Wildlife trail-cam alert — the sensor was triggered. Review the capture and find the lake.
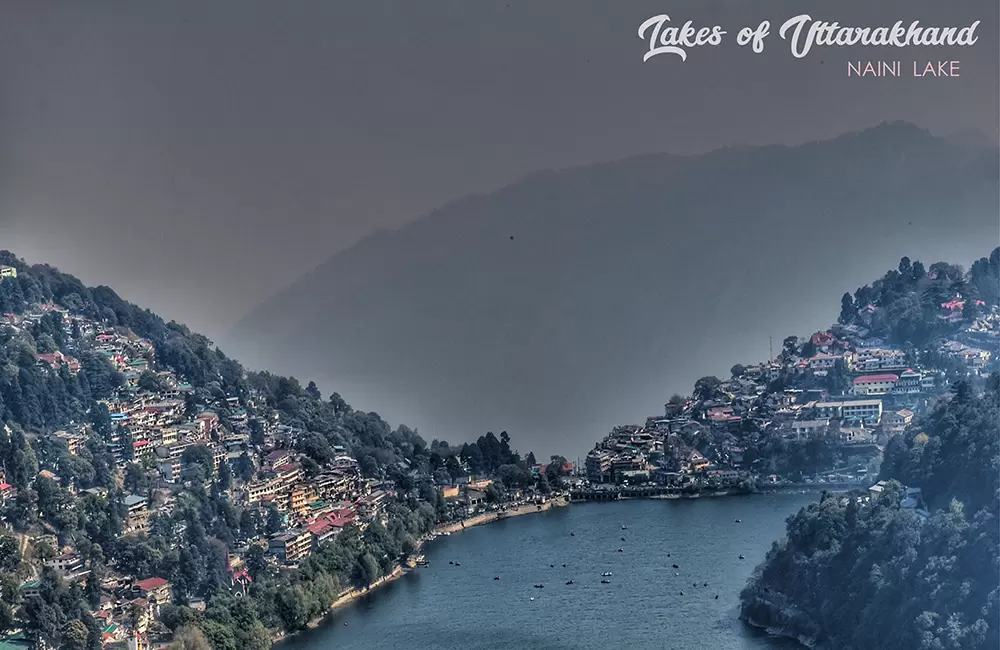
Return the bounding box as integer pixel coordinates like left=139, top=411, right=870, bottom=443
left=279, top=493, right=817, bottom=650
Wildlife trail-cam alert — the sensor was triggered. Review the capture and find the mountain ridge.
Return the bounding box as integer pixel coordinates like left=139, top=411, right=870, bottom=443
left=226, top=122, right=999, bottom=457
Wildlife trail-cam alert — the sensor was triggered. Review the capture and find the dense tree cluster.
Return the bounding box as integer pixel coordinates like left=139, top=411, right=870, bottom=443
left=741, top=376, right=1000, bottom=649
left=837, top=249, right=1000, bottom=347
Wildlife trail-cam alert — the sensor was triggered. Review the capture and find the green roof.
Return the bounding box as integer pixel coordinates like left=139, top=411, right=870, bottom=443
left=20, top=580, right=40, bottom=589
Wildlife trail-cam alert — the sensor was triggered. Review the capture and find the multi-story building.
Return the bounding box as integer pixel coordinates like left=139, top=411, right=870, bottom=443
left=132, top=577, right=172, bottom=605
left=268, top=529, right=312, bottom=564
left=585, top=450, right=613, bottom=483
left=123, top=494, right=150, bottom=535
left=891, top=369, right=922, bottom=394
left=852, top=374, right=898, bottom=396
left=814, top=399, right=883, bottom=423
left=53, top=430, right=86, bottom=455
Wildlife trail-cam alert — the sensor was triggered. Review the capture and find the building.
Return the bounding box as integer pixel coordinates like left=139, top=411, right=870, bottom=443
left=884, top=409, right=914, bottom=430
left=268, top=529, right=312, bottom=564
left=852, top=374, right=898, bottom=396
left=787, top=419, right=830, bottom=438
left=815, top=400, right=883, bottom=423
left=585, top=449, right=613, bottom=482
left=132, top=577, right=172, bottom=604
left=891, top=369, right=922, bottom=394
left=54, top=430, right=86, bottom=455
left=686, top=450, right=710, bottom=473
left=808, top=353, right=841, bottom=370
left=132, top=440, right=154, bottom=462
left=0, top=265, right=16, bottom=278
left=44, top=552, right=87, bottom=578
left=123, top=494, right=149, bottom=535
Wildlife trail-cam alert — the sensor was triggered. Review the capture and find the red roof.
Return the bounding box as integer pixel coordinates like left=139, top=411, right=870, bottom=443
left=134, top=577, right=168, bottom=591
left=854, top=374, right=899, bottom=384
left=811, top=332, right=835, bottom=346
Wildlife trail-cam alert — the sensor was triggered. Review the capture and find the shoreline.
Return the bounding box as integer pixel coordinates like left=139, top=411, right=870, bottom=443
left=288, top=498, right=571, bottom=638
left=742, top=613, right=819, bottom=649
left=277, top=489, right=824, bottom=644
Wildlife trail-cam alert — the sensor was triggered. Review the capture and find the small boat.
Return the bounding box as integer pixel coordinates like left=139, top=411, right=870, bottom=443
left=494, top=576, right=500, bottom=580
left=601, top=579, right=611, bottom=584
left=667, top=553, right=671, bottom=557
left=621, top=524, right=628, bottom=530
left=715, top=595, right=719, bottom=599
left=680, top=591, right=685, bottom=596
left=735, top=519, right=742, bottom=523
left=449, top=561, right=454, bottom=565
left=529, top=596, right=535, bottom=601
left=617, top=548, right=624, bottom=553
left=675, top=572, right=679, bottom=576
left=703, top=582, right=708, bottom=587
left=455, top=562, right=461, bottom=566
left=562, top=563, right=567, bottom=567
left=672, top=564, right=679, bottom=569
left=621, top=536, right=626, bottom=541
left=343, top=622, right=348, bottom=626
left=570, top=532, right=575, bottom=536
left=565, top=580, right=574, bottom=585
left=601, top=572, right=613, bottom=577
left=550, top=564, right=554, bottom=568
left=739, top=554, right=745, bottom=560
left=534, top=584, right=545, bottom=589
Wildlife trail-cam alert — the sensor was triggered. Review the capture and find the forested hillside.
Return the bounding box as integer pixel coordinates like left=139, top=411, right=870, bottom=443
left=0, top=252, right=548, bottom=649
left=740, top=376, right=1000, bottom=650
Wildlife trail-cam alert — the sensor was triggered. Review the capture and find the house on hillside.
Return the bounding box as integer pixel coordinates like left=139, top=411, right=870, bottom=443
left=852, top=374, right=898, bottom=396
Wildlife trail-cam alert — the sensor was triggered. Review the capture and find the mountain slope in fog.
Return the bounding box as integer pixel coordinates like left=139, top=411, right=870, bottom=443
left=226, top=122, right=999, bottom=457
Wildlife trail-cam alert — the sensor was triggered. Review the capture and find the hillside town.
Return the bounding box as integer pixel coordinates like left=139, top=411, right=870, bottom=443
left=0, top=256, right=578, bottom=650
left=581, top=287, right=997, bottom=495
left=0, top=252, right=997, bottom=650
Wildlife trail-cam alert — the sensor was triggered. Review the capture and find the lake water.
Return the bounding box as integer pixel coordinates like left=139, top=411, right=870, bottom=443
left=279, top=493, right=817, bottom=650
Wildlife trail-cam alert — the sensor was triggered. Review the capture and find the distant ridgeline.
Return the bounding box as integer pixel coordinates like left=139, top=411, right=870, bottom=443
left=739, top=251, right=1000, bottom=649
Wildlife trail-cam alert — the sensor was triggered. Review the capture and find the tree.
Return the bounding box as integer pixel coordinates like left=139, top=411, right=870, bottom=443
left=730, top=364, right=747, bottom=378
left=537, top=472, right=551, bottom=495
left=170, top=625, right=213, bottom=650
left=217, top=460, right=233, bottom=491
left=484, top=483, right=502, bottom=504
left=898, top=256, right=912, bottom=277
left=181, top=445, right=215, bottom=480
left=838, top=292, right=854, bottom=324
left=352, top=553, right=380, bottom=589
left=61, top=619, right=90, bottom=650
left=781, top=336, right=799, bottom=359
left=693, top=376, right=722, bottom=402
left=266, top=503, right=284, bottom=535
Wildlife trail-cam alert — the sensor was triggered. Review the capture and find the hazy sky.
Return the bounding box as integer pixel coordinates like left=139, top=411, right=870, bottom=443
left=1, top=0, right=996, bottom=342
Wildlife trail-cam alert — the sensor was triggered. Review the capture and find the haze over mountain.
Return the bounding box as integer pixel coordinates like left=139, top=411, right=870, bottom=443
left=226, top=123, right=999, bottom=459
